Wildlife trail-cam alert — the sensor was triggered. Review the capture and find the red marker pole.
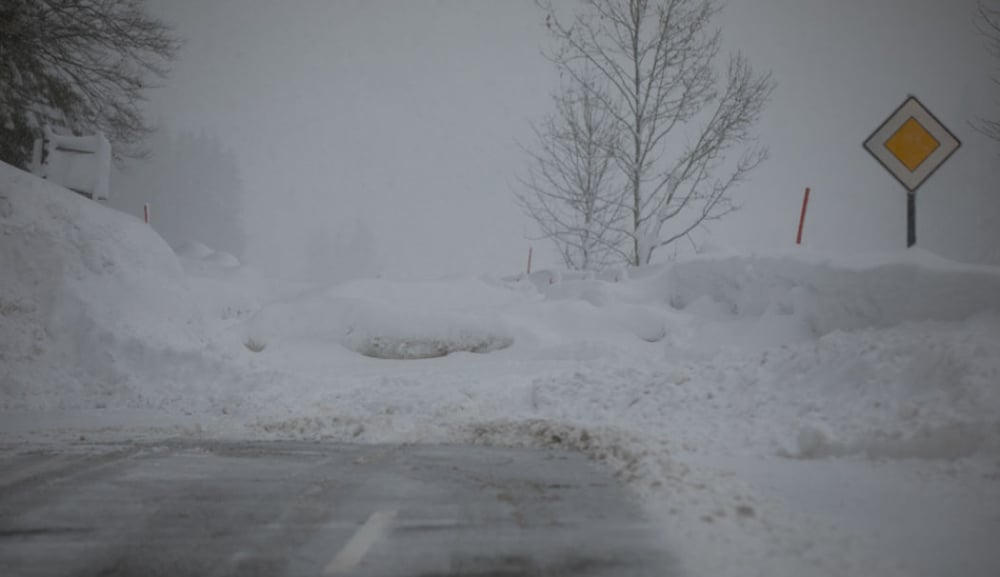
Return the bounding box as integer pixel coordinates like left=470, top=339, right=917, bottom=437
left=526, top=246, right=533, bottom=275
left=796, top=187, right=810, bottom=245
left=144, top=203, right=150, bottom=224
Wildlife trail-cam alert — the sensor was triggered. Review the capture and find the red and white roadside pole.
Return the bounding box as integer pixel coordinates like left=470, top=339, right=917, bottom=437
left=796, top=187, right=810, bottom=245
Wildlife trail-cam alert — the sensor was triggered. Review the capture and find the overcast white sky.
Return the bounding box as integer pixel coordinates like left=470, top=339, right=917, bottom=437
left=144, top=0, right=999, bottom=279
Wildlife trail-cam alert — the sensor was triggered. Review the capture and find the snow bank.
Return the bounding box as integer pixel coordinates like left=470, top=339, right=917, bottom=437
left=768, top=315, right=1000, bottom=461
left=0, top=162, right=217, bottom=410
left=227, top=250, right=1000, bottom=467
left=174, top=240, right=214, bottom=260
left=641, top=252, right=1000, bottom=462
left=204, top=250, right=240, bottom=268
left=244, top=277, right=516, bottom=359
left=664, top=251, right=1000, bottom=335
left=516, top=254, right=1000, bottom=462
left=175, top=240, right=241, bottom=269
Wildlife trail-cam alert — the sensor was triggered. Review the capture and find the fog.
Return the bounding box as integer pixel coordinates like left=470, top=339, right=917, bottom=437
left=131, top=0, right=998, bottom=280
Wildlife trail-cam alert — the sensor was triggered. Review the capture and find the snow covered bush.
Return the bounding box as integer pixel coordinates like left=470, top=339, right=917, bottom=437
left=243, top=338, right=267, bottom=353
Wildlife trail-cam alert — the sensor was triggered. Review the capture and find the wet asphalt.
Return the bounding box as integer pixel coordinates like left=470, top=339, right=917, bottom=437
left=0, top=440, right=674, bottom=577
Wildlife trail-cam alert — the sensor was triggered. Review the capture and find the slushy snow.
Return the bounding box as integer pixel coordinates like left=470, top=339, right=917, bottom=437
left=2, top=161, right=998, bottom=577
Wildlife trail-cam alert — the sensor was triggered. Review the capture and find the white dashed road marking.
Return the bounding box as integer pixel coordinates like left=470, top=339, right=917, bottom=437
left=323, top=510, right=398, bottom=575
left=0, top=455, right=88, bottom=489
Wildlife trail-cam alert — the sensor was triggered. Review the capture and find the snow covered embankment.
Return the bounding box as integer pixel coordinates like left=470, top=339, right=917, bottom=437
left=478, top=255, right=1000, bottom=577
left=658, top=253, right=1000, bottom=461
left=237, top=250, right=1000, bottom=469
left=0, top=162, right=236, bottom=411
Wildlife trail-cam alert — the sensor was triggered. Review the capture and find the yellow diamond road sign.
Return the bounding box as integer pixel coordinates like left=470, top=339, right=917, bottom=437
left=864, top=96, right=960, bottom=193
left=885, top=118, right=940, bottom=172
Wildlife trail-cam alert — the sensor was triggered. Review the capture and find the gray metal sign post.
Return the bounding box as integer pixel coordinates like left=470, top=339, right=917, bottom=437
left=863, top=96, right=960, bottom=248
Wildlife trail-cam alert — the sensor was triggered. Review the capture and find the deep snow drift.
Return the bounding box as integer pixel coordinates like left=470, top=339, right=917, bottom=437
left=2, top=162, right=999, bottom=577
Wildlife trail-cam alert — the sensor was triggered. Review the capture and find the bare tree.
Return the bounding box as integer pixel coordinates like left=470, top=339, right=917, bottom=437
left=0, top=0, right=181, bottom=168
left=978, top=0, right=1000, bottom=142
left=540, top=0, right=773, bottom=265
left=518, top=78, right=628, bottom=270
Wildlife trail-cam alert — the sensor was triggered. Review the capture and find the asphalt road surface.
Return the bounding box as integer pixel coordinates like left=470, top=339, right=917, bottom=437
left=0, top=441, right=674, bottom=577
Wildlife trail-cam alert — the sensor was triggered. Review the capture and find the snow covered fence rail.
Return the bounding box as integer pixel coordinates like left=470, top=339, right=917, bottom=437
left=30, top=127, right=112, bottom=201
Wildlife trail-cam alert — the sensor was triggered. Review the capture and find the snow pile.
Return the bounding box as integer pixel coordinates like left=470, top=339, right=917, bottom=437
left=175, top=240, right=240, bottom=268
left=173, top=240, right=215, bottom=260
left=244, top=277, right=516, bottom=360
left=530, top=276, right=669, bottom=343
left=512, top=254, right=1000, bottom=463
left=657, top=253, right=1000, bottom=461
left=767, top=315, right=1000, bottom=461
left=0, top=162, right=219, bottom=410
left=212, top=251, right=1000, bottom=467
left=665, top=251, right=1000, bottom=336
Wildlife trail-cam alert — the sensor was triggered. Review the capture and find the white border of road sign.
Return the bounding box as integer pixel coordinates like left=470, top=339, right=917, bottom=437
left=863, top=96, right=960, bottom=193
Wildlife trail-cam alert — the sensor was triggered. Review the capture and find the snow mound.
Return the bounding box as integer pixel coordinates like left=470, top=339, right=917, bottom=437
left=204, top=250, right=240, bottom=268
left=664, top=252, right=1000, bottom=335
left=769, top=314, right=1000, bottom=461
left=175, top=240, right=241, bottom=269
left=0, top=162, right=212, bottom=410
left=243, top=277, right=515, bottom=359
left=506, top=255, right=1000, bottom=462
left=173, top=240, right=214, bottom=260
left=536, top=278, right=668, bottom=343
left=786, top=420, right=1000, bottom=461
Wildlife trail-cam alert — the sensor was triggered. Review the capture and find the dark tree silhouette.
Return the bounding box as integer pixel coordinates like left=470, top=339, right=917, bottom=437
left=0, top=0, right=180, bottom=168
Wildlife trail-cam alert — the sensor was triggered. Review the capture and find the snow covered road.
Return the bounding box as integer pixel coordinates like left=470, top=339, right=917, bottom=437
left=0, top=440, right=672, bottom=577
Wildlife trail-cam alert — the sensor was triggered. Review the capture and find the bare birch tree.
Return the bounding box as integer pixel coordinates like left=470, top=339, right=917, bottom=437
left=0, top=0, right=181, bottom=168
left=539, top=0, right=773, bottom=265
left=517, top=79, right=628, bottom=270
left=978, top=0, right=1000, bottom=143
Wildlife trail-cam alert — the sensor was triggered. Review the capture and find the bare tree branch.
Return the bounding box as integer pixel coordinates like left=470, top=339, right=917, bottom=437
left=517, top=75, right=630, bottom=270
left=976, top=1, right=1000, bottom=143
left=0, top=0, right=181, bottom=168
left=536, top=0, right=774, bottom=265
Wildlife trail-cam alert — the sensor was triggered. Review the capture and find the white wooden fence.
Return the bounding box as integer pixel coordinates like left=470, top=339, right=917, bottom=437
left=30, top=126, right=111, bottom=200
